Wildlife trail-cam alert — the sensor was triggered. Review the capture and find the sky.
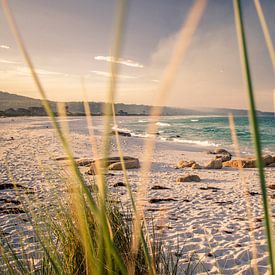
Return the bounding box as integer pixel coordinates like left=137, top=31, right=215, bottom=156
left=0, top=0, right=274, bottom=111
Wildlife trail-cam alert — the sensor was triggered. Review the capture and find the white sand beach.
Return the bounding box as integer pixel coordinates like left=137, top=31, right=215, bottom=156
left=0, top=116, right=274, bottom=274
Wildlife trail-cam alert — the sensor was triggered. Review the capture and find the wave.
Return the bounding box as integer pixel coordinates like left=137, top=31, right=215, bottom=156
left=156, top=122, right=171, bottom=127
left=161, top=136, right=220, bottom=147
left=190, top=119, right=199, bottom=122
left=138, top=119, right=147, bottom=123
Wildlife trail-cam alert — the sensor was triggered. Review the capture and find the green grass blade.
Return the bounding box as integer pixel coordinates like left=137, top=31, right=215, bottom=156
left=233, top=0, right=275, bottom=274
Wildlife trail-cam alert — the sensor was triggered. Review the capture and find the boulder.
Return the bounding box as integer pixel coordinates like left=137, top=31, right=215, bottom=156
left=272, top=154, right=275, bottom=163
left=108, top=159, right=140, bottom=170
left=267, top=163, right=275, bottom=168
left=191, top=163, right=202, bottom=169
left=176, top=174, right=201, bottom=182
left=205, top=159, right=223, bottom=169
left=223, top=159, right=256, bottom=168
left=263, top=155, right=273, bottom=166
left=177, top=160, right=196, bottom=168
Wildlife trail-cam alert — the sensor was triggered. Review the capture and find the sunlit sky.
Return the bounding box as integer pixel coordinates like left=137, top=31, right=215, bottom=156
left=0, top=0, right=274, bottom=111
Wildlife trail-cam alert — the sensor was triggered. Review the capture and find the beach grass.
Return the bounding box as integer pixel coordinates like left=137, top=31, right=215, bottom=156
left=0, top=0, right=274, bottom=274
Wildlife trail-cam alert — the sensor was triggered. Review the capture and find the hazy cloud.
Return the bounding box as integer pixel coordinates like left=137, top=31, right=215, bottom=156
left=0, top=44, right=10, bottom=49
left=0, top=59, right=20, bottom=64
left=94, top=56, right=144, bottom=68
left=91, top=70, right=137, bottom=79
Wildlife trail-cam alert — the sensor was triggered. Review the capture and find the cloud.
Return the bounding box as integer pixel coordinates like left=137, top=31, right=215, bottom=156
left=0, top=59, right=20, bottom=64
left=94, top=56, right=144, bottom=68
left=15, top=66, right=66, bottom=77
left=0, top=44, right=10, bottom=49
left=91, top=70, right=137, bottom=79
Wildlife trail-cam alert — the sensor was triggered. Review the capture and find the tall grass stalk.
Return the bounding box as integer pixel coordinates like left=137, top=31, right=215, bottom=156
left=132, top=0, right=207, bottom=262
left=1, top=0, right=128, bottom=273
left=228, top=113, right=259, bottom=275
left=233, top=0, right=275, bottom=273
left=253, top=0, right=275, bottom=69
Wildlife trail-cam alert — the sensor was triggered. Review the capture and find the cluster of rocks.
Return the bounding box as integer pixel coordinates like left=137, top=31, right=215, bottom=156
left=223, top=154, right=275, bottom=168
left=76, top=156, right=140, bottom=175
left=177, top=148, right=275, bottom=170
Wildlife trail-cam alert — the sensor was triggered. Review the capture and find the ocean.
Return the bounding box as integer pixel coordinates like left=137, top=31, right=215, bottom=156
left=114, top=116, right=275, bottom=154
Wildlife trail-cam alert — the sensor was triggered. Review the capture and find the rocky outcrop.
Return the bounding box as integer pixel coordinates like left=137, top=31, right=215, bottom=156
left=176, top=174, right=201, bottom=182
left=223, top=154, right=274, bottom=168
left=223, top=159, right=255, bottom=168
left=205, top=159, right=223, bottom=169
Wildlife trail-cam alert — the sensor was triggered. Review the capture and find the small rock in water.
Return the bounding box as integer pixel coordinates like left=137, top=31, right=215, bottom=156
left=176, top=175, right=201, bottom=182
left=205, top=159, right=222, bottom=169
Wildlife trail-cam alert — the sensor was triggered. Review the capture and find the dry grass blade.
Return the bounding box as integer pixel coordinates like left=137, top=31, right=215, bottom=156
left=228, top=113, right=259, bottom=275
left=131, top=0, right=207, bottom=268
left=254, top=0, right=275, bottom=69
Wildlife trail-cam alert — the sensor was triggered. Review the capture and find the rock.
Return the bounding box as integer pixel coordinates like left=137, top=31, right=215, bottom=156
left=200, top=186, right=221, bottom=191
left=207, top=148, right=232, bottom=156
left=223, top=158, right=256, bottom=168
left=215, top=154, right=231, bottom=162
left=248, top=191, right=260, bottom=196
left=0, top=198, right=21, bottom=205
left=191, top=163, right=202, bottom=169
left=268, top=184, right=275, bottom=190
left=111, top=130, right=131, bottom=137
left=177, top=160, right=196, bottom=168
left=149, top=198, right=178, bottom=203
left=0, top=183, right=29, bottom=190
left=263, top=155, right=273, bottom=166
left=205, top=159, right=222, bottom=169
left=176, top=175, right=201, bottom=182
left=272, top=154, right=275, bottom=163
left=108, top=159, right=140, bottom=170
left=151, top=185, right=171, bottom=190
left=0, top=207, right=25, bottom=214
left=87, top=156, right=139, bottom=174
left=113, top=182, right=126, bottom=187
left=54, top=156, right=79, bottom=161
left=76, top=158, right=94, bottom=167
left=267, top=163, right=275, bottom=167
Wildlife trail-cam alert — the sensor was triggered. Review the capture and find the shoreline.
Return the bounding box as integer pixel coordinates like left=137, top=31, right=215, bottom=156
left=0, top=117, right=275, bottom=273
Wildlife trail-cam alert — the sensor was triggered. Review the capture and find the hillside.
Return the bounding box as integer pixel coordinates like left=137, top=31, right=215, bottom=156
left=0, top=91, right=273, bottom=117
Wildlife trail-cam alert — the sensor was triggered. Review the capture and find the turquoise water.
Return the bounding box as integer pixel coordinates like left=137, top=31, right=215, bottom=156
left=117, top=116, right=275, bottom=153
